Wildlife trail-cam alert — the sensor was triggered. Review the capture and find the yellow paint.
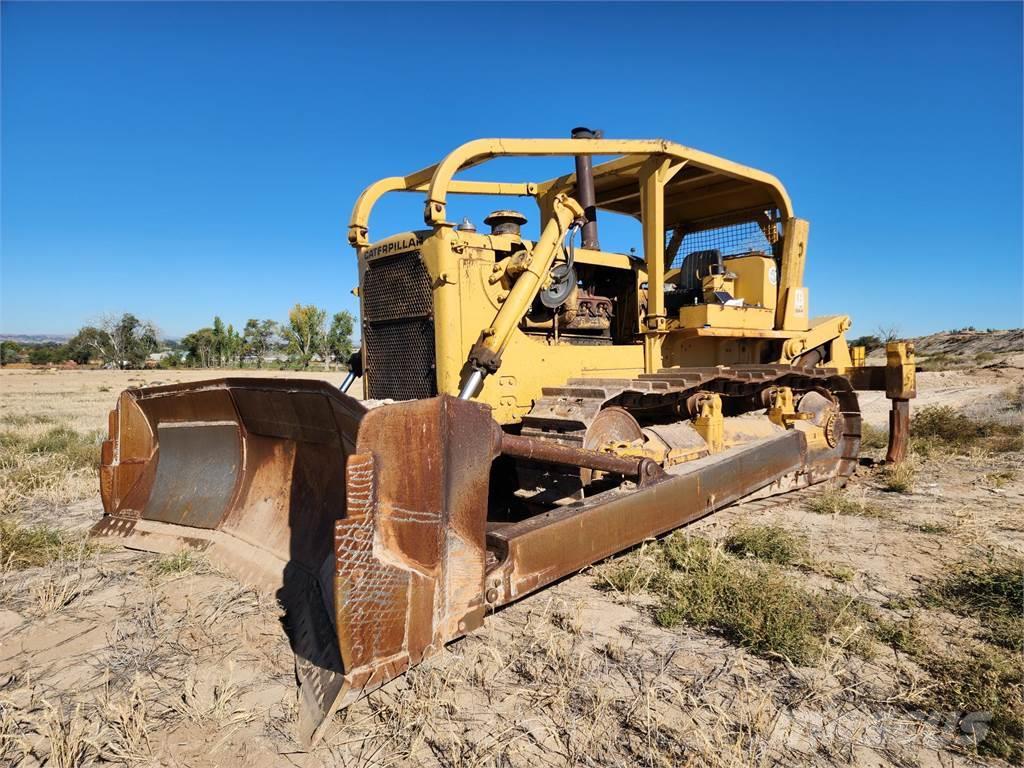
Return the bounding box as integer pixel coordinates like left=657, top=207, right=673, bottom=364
left=692, top=394, right=724, bottom=453
left=776, top=218, right=809, bottom=330
left=727, top=254, right=777, bottom=310
left=885, top=341, right=917, bottom=399
left=351, top=135, right=859, bottom=426
left=678, top=303, right=776, bottom=331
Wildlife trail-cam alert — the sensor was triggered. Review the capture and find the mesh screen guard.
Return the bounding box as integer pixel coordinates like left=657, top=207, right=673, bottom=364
left=666, top=213, right=782, bottom=270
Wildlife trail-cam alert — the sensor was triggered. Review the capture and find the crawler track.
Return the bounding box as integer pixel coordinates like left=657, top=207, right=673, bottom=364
left=520, top=365, right=862, bottom=481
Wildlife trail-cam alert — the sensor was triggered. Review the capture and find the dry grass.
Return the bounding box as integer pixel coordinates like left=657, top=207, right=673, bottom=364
left=168, top=663, right=254, bottom=729
left=0, top=519, right=91, bottom=570
left=982, top=469, right=1017, bottom=488
left=860, top=422, right=889, bottom=450
left=726, top=524, right=855, bottom=582
left=920, top=352, right=964, bottom=371
left=40, top=701, right=101, bottom=768
left=913, top=522, right=951, bottom=535
left=151, top=549, right=201, bottom=575
left=872, top=557, right=1024, bottom=762
left=0, top=366, right=1019, bottom=766
left=1004, top=382, right=1024, bottom=411
left=913, top=644, right=1023, bottom=763
left=805, top=487, right=888, bottom=519
left=98, top=677, right=153, bottom=763
left=29, top=572, right=88, bottom=616
left=882, top=629, right=1024, bottom=763
left=606, top=533, right=1024, bottom=762
left=0, top=696, right=31, bottom=766
left=872, top=615, right=925, bottom=656
left=880, top=460, right=916, bottom=493
left=3, top=532, right=102, bottom=617
left=0, top=424, right=103, bottom=515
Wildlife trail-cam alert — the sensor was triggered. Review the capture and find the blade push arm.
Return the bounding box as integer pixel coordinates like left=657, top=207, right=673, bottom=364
left=459, top=193, right=585, bottom=399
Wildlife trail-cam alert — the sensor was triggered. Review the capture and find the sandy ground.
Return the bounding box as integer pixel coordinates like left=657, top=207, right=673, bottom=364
left=0, top=367, right=357, bottom=430
left=0, top=358, right=1021, bottom=767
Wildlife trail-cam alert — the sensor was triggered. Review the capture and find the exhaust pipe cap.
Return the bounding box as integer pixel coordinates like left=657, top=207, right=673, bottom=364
left=571, top=126, right=603, bottom=139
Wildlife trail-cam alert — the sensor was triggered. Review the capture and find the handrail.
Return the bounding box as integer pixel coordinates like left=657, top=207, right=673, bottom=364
left=347, top=137, right=793, bottom=248
left=348, top=175, right=536, bottom=247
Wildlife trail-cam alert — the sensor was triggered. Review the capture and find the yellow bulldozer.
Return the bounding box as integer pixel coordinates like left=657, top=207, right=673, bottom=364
left=92, top=130, right=915, bottom=746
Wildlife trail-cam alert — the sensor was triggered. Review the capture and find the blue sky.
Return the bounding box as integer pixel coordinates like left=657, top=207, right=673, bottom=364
left=2, top=1, right=1021, bottom=338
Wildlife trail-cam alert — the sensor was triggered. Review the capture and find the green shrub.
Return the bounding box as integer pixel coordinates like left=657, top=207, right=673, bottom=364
left=920, top=645, right=1023, bottom=762
left=28, top=427, right=103, bottom=470
left=860, top=423, right=889, bottom=450
left=723, top=525, right=809, bottom=567
left=152, top=550, right=200, bottom=575
left=0, top=520, right=90, bottom=570
left=650, top=535, right=866, bottom=665
left=922, top=353, right=963, bottom=370
left=806, top=488, right=887, bottom=518
left=912, top=406, right=1022, bottom=454
left=922, top=558, right=1024, bottom=652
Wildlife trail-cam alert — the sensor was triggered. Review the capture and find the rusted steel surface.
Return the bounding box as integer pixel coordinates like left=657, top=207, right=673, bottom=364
left=488, top=430, right=808, bottom=602
left=571, top=126, right=601, bottom=249
left=846, top=365, right=886, bottom=391
left=94, top=378, right=364, bottom=573
left=310, top=396, right=501, bottom=745
left=500, top=432, right=662, bottom=484
left=94, top=378, right=366, bottom=581
left=144, top=423, right=241, bottom=528
left=94, top=378, right=372, bottom=747
left=94, top=378, right=364, bottom=548
left=886, top=398, right=911, bottom=464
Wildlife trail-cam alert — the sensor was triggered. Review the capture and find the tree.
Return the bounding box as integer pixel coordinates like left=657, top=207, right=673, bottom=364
left=0, top=341, right=23, bottom=366
left=112, top=314, right=159, bottom=368
left=849, top=334, right=882, bottom=354
left=181, top=328, right=215, bottom=368
left=224, top=324, right=242, bottom=367
left=212, top=316, right=226, bottom=367
left=83, top=314, right=159, bottom=369
left=326, top=311, right=356, bottom=367
left=66, top=327, right=110, bottom=365
left=877, top=325, right=901, bottom=344
left=283, top=304, right=327, bottom=370
left=242, top=319, right=277, bottom=368
left=28, top=343, right=66, bottom=365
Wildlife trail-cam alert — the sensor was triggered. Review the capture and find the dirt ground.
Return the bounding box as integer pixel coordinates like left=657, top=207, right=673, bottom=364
left=1, top=348, right=1021, bottom=767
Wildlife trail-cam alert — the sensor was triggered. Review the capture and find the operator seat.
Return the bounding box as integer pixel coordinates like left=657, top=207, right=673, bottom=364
left=666, top=248, right=723, bottom=310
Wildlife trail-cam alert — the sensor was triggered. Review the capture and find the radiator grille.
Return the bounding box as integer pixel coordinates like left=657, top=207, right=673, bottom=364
left=362, top=250, right=437, bottom=401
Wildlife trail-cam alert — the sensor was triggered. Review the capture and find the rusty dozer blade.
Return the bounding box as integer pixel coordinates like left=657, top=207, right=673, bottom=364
left=95, top=378, right=365, bottom=584
left=96, top=384, right=837, bottom=748
left=94, top=382, right=501, bottom=747
left=93, top=377, right=368, bottom=747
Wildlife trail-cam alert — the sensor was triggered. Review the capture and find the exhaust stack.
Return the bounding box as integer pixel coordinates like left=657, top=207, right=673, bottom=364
left=571, top=126, right=600, bottom=249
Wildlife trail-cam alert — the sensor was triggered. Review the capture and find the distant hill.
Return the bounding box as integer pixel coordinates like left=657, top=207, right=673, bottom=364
left=911, top=328, right=1023, bottom=357
left=0, top=334, right=72, bottom=345
left=1, top=333, right=182, bottom=346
